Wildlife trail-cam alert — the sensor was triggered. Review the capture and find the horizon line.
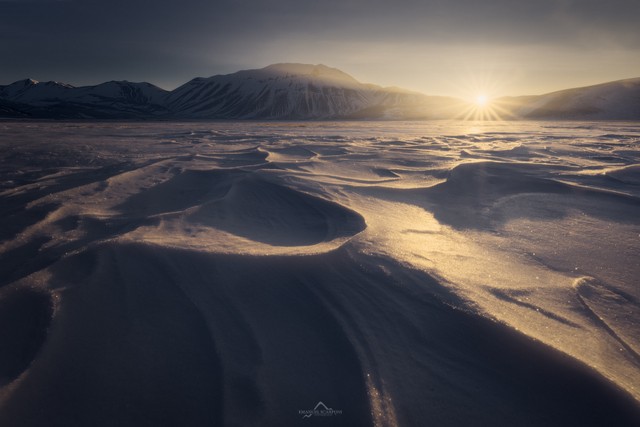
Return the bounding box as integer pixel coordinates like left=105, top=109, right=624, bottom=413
left=2, top=63, right=639, bottom=100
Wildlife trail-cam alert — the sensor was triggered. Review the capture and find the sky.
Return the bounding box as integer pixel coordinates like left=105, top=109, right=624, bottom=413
left=1, top=0, right=639, bottom=97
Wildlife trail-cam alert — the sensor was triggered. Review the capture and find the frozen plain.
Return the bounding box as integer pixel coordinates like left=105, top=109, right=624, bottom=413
left=0, top=120, right=639, bottom=426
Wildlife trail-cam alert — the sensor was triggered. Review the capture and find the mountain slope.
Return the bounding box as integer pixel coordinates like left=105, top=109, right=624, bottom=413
left=0, top=79, right=170, bottom=119
left=0, top=79, right=74, bottom=103
left=166, top=64, right=372, bottom=118
left=497, top=78, right=640, bottom=120
left=165, top=63, right=458, bottom=119
left=1, top=66, right=638, bottom=120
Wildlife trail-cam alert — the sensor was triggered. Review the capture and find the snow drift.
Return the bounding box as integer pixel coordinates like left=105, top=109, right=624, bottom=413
left=1, top=120, right=640, bottom=426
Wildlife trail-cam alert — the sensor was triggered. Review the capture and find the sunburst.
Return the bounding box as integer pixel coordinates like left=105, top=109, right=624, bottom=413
left=476, top=94, right=488, bottom=106
left=447, top=68, right=520, bottom=121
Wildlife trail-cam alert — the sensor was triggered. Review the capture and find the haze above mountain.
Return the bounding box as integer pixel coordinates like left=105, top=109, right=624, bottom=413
left=1, top=63, right=638, bottom=120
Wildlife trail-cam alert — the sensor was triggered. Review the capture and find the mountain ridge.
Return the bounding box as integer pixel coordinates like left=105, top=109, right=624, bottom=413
left=1, top=64, right=638, bottom=120
left=495, top=77, right=640, bottom=120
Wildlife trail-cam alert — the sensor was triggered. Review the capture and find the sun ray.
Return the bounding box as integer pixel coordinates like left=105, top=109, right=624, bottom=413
left=443, top=64, right=523, bottom=121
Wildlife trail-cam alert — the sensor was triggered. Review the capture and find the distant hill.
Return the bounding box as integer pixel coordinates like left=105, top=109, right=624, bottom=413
left=495, top=78, right=640, bottom=120
left=1, top=65, right=638, bottom=120
left=0, top=79, right=170, bottom=119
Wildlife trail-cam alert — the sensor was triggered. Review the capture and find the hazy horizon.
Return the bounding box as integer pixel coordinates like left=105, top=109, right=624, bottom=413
left=1, top=0, right=639, bottom=99
left=2, top=62, right=639, bottom=100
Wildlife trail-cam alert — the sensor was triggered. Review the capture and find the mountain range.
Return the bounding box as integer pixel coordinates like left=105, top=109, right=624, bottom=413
left=1, top=63, right=639, bottom=120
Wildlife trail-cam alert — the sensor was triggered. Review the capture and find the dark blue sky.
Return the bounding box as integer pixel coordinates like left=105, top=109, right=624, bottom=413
left=1, top=0, right=639, bottom=97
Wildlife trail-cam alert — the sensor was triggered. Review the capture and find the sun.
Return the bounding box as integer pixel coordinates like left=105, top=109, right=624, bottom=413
left=447, top=69, right=515, bottom=120
left=456, top=92, right=512, bottom=120
left=475, top=94, right=488, bottom=107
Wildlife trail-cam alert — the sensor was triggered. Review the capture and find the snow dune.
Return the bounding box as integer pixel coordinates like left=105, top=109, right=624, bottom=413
left=1, top=120, right=639, bottom=426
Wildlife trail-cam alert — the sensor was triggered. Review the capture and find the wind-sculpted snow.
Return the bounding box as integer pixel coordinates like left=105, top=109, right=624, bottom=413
left=1, top=120, right=640, bottom=426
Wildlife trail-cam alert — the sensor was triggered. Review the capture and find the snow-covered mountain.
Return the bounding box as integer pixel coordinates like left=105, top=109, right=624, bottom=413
left=165, top=63, right=459, bottom=119
left=0, top=79, right=170, bottom=119
left=0, top=64, right=461, bottom=120
left=166, top=64, right=370, bottom=118
left=1, top=65, right=638, bottom=120
left=496, top=78, right=640, bottom=120
left=0, top=79, right=74, bottom=103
